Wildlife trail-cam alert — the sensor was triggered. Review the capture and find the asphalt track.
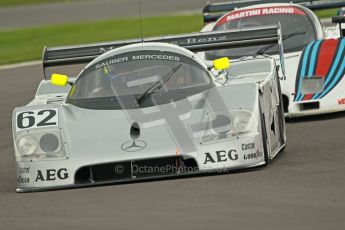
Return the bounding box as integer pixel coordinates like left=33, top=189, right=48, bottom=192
left=0, top=63, right=345, bottom=230
left=0, top=0, right=228, bottom=30
left=0, top=0, right=344, bottom=228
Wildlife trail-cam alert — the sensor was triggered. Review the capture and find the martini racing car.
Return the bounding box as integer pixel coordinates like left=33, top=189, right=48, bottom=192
left=201, top=0, right=345, bottom=117
left=12, top=26, right=286, bottom=192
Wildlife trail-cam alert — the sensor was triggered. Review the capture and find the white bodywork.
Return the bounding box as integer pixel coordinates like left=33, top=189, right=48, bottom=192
left=12, top=43, right=286, bottom=192
left=201, top=3, right=345, bottom=117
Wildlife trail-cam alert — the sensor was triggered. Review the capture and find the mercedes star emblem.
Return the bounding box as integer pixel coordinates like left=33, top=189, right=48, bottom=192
left=121, top=140, right=147, bottom=152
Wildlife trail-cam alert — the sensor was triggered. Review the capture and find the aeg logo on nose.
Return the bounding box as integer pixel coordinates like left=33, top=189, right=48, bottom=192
left=203, top=150, right=238, bottom=164
left=35, top=168, right=68, bottom=182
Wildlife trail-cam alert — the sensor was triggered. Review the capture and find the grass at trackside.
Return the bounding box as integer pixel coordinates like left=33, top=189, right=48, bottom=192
left=0, top=0, right=70, bottom=7
left=315, top=9, right=338, bottom=19
left=0, top=15, right=203, bottom=65
left=0, top=8, right=339, bottom=65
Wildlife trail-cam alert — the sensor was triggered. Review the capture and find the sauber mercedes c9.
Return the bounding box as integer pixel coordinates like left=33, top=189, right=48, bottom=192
left=13, top=26, right=286, bottom=192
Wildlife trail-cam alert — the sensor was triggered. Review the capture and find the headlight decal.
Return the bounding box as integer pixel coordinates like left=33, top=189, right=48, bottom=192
left=189, top=109, right=257, bottom=144
left=232, top=110, right=255, bottom=133
left=301, top=77, right=324, bottom=95
left=39, top=133, right=60, bottom=153
left=294, top=39, right=345, bottom=102
left=14, top=129, right=67, bottom=161
left=17, top=135, right=38, bottom=156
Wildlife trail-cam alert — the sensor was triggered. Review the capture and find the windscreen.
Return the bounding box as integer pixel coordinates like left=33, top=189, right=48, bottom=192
left=206, top=6, right=317, bottom=60
left=67, top=50, right=213, bottom=109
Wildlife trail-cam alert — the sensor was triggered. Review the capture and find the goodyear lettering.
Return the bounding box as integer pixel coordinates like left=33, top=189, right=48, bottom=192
left=17, top=176, right=30, bottom=184
left=18, top=167, right=31, bottom=183
left=243, top=150, right=263, bottom=160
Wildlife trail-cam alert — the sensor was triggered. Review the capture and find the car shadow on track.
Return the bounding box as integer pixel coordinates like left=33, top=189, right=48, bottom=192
left=26, top=165, right=268, bottom=194
left=286, top=111, right=345, bottom=123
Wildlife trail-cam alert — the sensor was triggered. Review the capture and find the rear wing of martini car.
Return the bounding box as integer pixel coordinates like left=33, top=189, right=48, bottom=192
left=203, top=0, right=345, bottom=23
left=42, top=24, right=285, bottom=79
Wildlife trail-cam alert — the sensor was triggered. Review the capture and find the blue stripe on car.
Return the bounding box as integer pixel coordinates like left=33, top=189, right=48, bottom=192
left=307, top=40, right=322, bottom=78
left=318, top=50, right=345, bottom=99
left=295, top=42, right=314, bottom=101
left=312, top=39, right=345, bottom=100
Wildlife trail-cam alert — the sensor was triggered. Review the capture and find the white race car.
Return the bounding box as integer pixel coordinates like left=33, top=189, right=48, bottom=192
left=12, top=26, right=286, bottom=192
left=201, top=0, right=345, bottom=117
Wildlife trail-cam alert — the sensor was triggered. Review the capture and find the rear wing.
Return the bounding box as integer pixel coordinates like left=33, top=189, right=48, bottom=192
left=43, top=24, right=285, bottom=79
left=203, top=0, right=345, bottom=23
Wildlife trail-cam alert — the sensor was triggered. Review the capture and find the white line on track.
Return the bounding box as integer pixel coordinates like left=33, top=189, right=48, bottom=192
left=0, top=60, right=41, bottom=70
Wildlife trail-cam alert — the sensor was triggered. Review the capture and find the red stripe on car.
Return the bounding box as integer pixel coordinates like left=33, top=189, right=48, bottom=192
left=315, top=39, right=339, bottom=78
left=302, top=39, right=339, bottom=101
left=303, top=94, right=313, bottom=101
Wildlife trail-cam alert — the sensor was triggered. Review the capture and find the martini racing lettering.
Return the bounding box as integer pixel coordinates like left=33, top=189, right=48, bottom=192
left=35, top=168, right=68, bottom=182
left=217, top=7, right=305, bottom=25
left=16, top=109, right=58, bottom=132
left=227, top=7, right=299, bottom=21
left=226, top=9, right=261, bottom=21
left=203, top=150, right=238, bottom=164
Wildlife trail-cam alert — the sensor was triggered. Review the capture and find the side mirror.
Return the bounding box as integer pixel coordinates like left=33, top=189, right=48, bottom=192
left=213, top=57, right=230, bottom=71
left=51, top=74, right=69, bottom=87
left=212, top=57, right=230, bottom=85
